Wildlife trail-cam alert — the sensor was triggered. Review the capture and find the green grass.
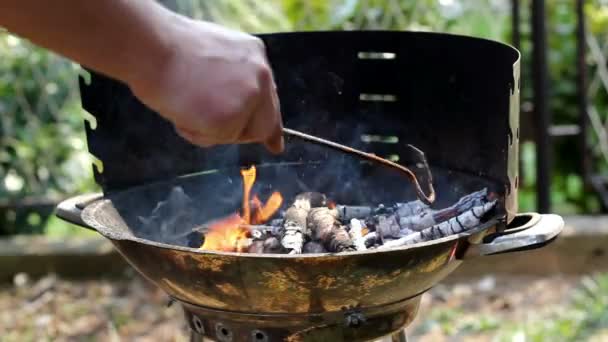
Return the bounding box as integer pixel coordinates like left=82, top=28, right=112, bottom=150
left=414, top=273, right=608, bottom=341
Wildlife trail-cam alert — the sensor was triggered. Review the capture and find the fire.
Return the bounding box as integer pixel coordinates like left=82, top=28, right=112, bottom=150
left=253, top=192, right=283, bottom=224
left=200, top=166, right=283, bottom=252
left=200, top=214, right=250, bottom=252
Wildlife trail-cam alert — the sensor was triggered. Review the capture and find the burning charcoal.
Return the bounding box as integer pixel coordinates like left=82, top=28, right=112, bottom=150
left=396, top=188, right=491, bottom=232
left=308, top=207, right=355, bottom=252
left=250, top=229, right=264, bottom=240
left=247, top=236, right=284, bottom=254
left=349, top=219, right=367, bottom=251
left=186, top=232, right=204, bottom=248
left=363, top=232, right=378, bottom=248
left=280, top=192, right=326, bottom=254
left=263, top=236, right=284, bottom=253
left=397, top=211, right=436, bottom=232
left=454, top=188, right=489, bottom=209
left=248, top=240, right=265, bottom=254
left=394, top=199, right=429, bottom=217
left=269, top=218, right=284, bottom=227
left=281, top=221, right=305, bottom=254
left=378, top=201, right=497, bottom=249
left=431, top=188, right=489, bottom=223
left=336, top=205, right=372, bottom=221
left=303, top=241, right=327, bottom=253
left=246, top=224, right=283, bottom=238
left=376, top=215, right=402, bottom=239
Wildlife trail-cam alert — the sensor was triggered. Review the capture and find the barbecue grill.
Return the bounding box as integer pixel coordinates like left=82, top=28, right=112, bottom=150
left=56, top=31, right=564, bottom=342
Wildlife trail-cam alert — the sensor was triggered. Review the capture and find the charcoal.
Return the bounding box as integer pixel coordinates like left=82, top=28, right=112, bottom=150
left=349, top=219, right=367, bottom=251
left=376, top=215, right=402, bottom=240
left=303, top=241, right=327, bottom=253
left=394, top=199, right=429, bottom=217
left=247, top=237, right=284, bottom=254
left=263, top=237, right=284, bottom=253
left=378, top=201, right=497, bottom=249
left=308, top=207, right=355, bottom=252
left=280, top=192, right=326, bottom=254
left=336, top=205, right=372, bottom=221
left=281, top=221, right=304, bottom=254
left=196, top=187, right=497, bottom=254
left=363, top=232, right=378, bottom=248
left=397, top=211, right=436, bottom=232
left=186, top=232, right=204, bottom=248
left=431, top=188, right=489, bottom=223
left=394, top=188, right=490, bottom=232
left=248, top=240, right=265, bottom=254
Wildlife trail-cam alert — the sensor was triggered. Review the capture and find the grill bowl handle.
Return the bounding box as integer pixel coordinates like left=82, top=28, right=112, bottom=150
left=464, top=213, right=564, bottom=258
left=55, top=193, right=103, bottom=230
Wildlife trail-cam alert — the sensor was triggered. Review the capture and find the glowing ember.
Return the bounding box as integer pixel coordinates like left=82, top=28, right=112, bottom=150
left=200, top=166, right=284, bottom=252
left=327, top=200, right=337, bottom=209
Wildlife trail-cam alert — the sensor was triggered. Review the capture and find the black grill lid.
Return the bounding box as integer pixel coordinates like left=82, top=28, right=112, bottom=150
left=78, top=30, right=520, bottom=222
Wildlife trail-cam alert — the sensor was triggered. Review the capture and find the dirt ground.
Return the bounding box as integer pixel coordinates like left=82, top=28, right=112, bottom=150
left=0, top=272, right=586, bottom=342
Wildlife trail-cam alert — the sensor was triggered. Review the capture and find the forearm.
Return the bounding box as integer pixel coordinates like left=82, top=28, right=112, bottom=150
left=0, top=0, right=177, bottom=85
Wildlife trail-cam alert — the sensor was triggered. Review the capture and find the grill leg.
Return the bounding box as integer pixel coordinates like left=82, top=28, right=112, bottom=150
left=376, top=329, right=407, bottom=342
left=391, top=329, right=407, bottom=342
left=189, top=329, right=204, bottom=342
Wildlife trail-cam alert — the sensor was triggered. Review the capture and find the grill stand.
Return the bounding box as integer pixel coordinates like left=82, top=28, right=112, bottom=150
left=188, top=325, right=408, bottom=342
left=179, top=295, right=418, bottom=342
left=188, top=329, right=408, bottom=342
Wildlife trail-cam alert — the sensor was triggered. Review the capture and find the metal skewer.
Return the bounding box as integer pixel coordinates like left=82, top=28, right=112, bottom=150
left=282, top=127, right=436, bottom=205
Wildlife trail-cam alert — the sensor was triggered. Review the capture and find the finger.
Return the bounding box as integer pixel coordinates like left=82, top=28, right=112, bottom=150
left=239, top=69, right=283, bottom=150
left=175, top=127, right=216, bottom=148
left=265, top=72, right=284, bottom=154
left=264, top=80, right=284, bottom=154
left=242, top=94, right=282, bottom=152
left=264, top=119, right=284, bottom=154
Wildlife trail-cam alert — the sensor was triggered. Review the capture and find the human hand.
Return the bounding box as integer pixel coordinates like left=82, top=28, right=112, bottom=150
left=128, top=18, right=284, bottom=154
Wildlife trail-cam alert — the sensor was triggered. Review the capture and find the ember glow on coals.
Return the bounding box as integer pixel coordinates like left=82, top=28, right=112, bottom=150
left=200, top=166, right=283, bottom=252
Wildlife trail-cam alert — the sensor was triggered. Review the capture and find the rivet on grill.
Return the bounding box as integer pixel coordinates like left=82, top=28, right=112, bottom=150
left=343, top=306, right=367, bottom=328
left=215, top=323, right=233, bottom=342
left=251, top=329, right=268, bottom=342
left=191, top=316, right=205, bottom=334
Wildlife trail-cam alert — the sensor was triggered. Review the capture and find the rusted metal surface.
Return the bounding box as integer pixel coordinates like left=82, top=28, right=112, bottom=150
left=80, top=197, right=490, bottom=314
left=181, top=294, right=421, bottom=342
left=102, top=224, right=467, bottom=313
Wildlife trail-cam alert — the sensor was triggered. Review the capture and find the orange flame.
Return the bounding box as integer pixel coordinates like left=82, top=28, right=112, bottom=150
left=200, top=214, right=250, bottom=252
left=200, top=166, right=284, bottom=252
left=253, top=192, right=283, bottom=224
left=241, top=166, right=256, bottom=223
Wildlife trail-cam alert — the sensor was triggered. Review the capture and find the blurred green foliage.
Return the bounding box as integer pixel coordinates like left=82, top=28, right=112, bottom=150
left=1, top=0, right=607, bottom=235
left=0, top=32, right=97, bottom=235
left=496, top=273, right=608, bottom=341
left=413, top=273, right=608, bottom=341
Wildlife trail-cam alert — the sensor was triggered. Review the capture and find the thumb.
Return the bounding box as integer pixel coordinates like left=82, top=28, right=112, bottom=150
left=264, top=121, right=284, bottom=154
